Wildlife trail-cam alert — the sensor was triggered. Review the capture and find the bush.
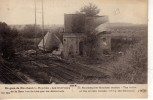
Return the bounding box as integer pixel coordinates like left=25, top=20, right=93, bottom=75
left=111, top=36, right=138, bottom=52
left=112, top=37, right=147, bottom=83
left=15, top=36, right=36, bottom=51
left=80, top=3, right=100, bottom=16
left=20, top=25, right=45, bottom=38
left=0, top=22, right=18, bottom=61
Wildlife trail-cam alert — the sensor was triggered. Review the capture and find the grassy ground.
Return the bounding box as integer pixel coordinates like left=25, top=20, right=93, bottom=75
left=14, top=34, right=147, bottom=84
left=18, top=28, right=148, bottom=84
left=67, top=30, right=147, bottom=84
left=0, top=25, right=148, bottom=84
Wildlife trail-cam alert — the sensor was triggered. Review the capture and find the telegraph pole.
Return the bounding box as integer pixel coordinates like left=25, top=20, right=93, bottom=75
left=42, top=0, right=45, bottom=51
left=34, top=0, right=37, bottom=56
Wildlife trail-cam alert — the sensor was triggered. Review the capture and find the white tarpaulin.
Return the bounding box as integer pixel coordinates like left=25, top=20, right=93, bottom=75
left=38, top=32, right=63, bottom=52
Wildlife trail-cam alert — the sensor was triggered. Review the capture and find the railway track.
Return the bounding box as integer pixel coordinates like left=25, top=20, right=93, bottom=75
left=0, top=62, right=28, bottom=84
left=33, top=59, right=107, bottom=82
left=19, top=56, right=108, bottom=83
left=31, top=61, right=83, bottom=83
left=40, top=59, right=107, bottom=77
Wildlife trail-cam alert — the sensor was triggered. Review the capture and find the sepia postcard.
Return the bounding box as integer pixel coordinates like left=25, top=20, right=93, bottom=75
left=0, top=0, right=148, bottom=99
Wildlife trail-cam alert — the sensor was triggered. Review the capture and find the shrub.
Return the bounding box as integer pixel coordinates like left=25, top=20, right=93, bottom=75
left=20, top=25, right=42, bottom=38
left=15, top=36, right=36, bottom=51
left=111, top=36, right=138, bottom=52
left=112, top=37, right=147, bottom=83
left=0, top=22, right=18, bottom=61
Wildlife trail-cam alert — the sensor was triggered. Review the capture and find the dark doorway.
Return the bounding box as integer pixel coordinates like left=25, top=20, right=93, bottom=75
left=69, top=45, right=74, bottom=57
left=103, top=49, right=110, bottom=55
left=79, top=41, right=83, bottom=55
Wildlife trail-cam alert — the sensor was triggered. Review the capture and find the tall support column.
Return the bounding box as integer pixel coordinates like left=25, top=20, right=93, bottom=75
left=34, top=0, right=37, bottom=56
left=42, top=0, right=45, bottom=51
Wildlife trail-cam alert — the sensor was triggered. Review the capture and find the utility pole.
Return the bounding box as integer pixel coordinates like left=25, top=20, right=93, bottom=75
left=34, top=0, right=37, bottom=56
left=42, top=0, right=45, bottom=52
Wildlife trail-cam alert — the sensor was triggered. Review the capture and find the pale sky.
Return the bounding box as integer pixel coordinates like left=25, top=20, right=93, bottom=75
left=0, top=0, right=148, bottom=25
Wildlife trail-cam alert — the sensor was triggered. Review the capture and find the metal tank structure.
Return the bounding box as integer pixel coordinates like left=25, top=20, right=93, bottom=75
left=63, top=14, right=86, bottom=58
left=63, top=14, right=111, bottom=58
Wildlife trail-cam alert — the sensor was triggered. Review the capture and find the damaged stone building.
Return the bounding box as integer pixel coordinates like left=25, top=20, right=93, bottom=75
left=63, top=14, right=85, bottom=58
left=62, top=14, right=111, bottom=58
